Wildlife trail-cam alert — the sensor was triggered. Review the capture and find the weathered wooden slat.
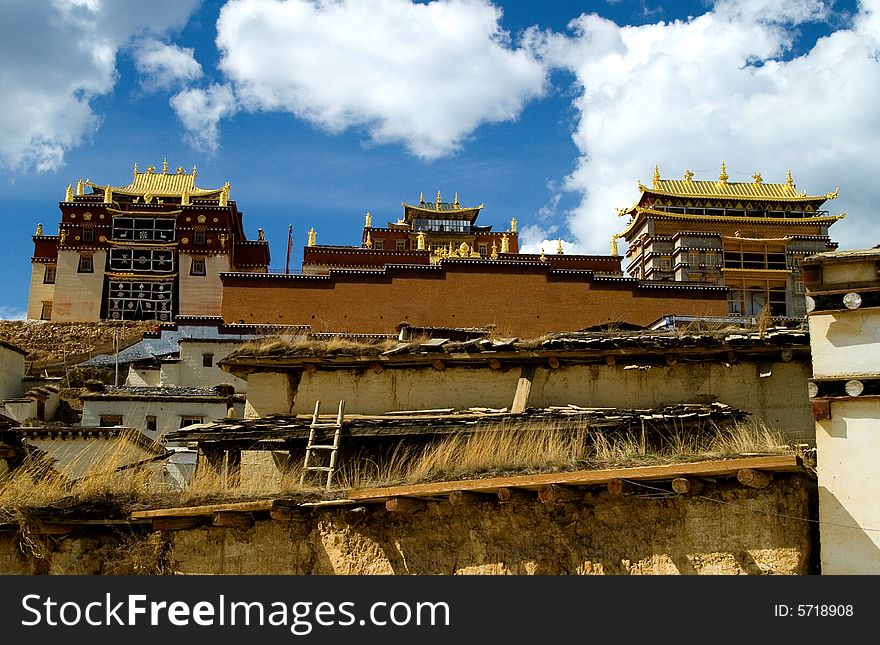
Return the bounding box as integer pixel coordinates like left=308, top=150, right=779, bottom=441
left=131, top=500, right=274, bottom=519
left=346, top=455, right=801, bottom=502
left=212, top=511, right=255, bottom=528
left=510, top=365, right=536, bottom=414
left=152, top=516, right=207, bottom=531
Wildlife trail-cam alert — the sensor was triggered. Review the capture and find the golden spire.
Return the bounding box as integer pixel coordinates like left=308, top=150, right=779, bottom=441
left=365, top=231, right=372, bottom=248
left=308, top=227, right=316, bottom=246
left=683, top=169, right=694, bottom=182
left=786, top=168, right=794, bottom=187
left=220, top=182, right=230, bottom=207
left=436, top=190, right=442, bottom=205
left=65, top=184, right=73, bottom=202
left=133, top=163, right=139, bottom=178
left=510, top=217, right=517, bottom=233
left=453, top=192, right=460, bottom=208
left=35, top=223, right=43, bottom=236
left=557, top=239, right=563, bottom=254
left=76, top=178, right=84, bottom=196
left=540, top=248, right=546, bottom=262
left=417, top=231, right=426, bottom=250
left=104, top=187, right=113, bottom=204
left=652, top=164, right=661, bottom=188
left=365, top=211, right=372, bottom=228
left=610, top=234, right=619, bottom=256
left=490, top=241, right=498, bottom=259
left=419, top=191, right=424, bottom=205
left=192, top=165, right=198, bottom=180
left=177, top=166, right=185, bottom=174
left=258, top=228, right=265, bottom=241
left=719, top=162, right=728, bottom=183
left=500, top=233, right=509, bottom=254
left=162, top=158, right=168, bottom=174
left=752, top=172, right=763, bottom=184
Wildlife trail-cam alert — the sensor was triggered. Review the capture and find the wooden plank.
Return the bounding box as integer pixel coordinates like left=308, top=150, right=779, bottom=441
left=510, top=365, right=535, bottom=414
left=346, top=455, right=801, bottom=502
left=131, top=499, right=275, bottom=519
left=152, top=517, right=207, bottom=531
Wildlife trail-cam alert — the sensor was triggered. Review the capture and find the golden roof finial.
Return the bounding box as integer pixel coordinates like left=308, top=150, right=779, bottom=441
left=786, top=168, right=794, bottom=187
left=652, top=164, right=661, bottom=188
left=308, top=227, right=316, bottom=246
left=192, top=165, right=198, bottom=180
left=162, top=158, right=168, bottom=174
left=557, top=239, right=564, bottom=254
left=65, top=184, right=73, bottom=202
left=219, top=182, right=230, bottom=207
left=454, top=192, right=460, bottom=208
left=417, top=231, right=427, bottom=250
left=490, top=241, right=498, bottom=259
left=365, top=211, right=372, bottom=228
left=719, top=162, right=728, bottom=183
left=540, top=248, right=546, bottom=262
left=752, top=172, right=763, bottom=184
left=500, top=233, right=510, bottom=254
left=419, top=191, right=424, bottom=204
left=147, top=165, right=155, bottom=174
left=177, top=165, right=185, bottom=174
left=683, top=169, right=694, bottom=182
left=365, top=231, right=372, bottom=248
left=104, top=187, right=113, bottom=204
left=436, top=190, right=442, bottom=205
left=510, top=217, right=517, bottom=233
left=610, top=234, right=619, bottom=256
left=133, top=163, right=139, bottom=177
left=76, top=178, right=84, bottom=196
left=35, top=223, right=43, bottom=236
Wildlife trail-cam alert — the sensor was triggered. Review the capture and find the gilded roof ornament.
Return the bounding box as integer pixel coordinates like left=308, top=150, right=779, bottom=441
left=65, top=184, right=73, bottom=202
left=192, top=165, right=198, bottom=180
left=147, top=166, right=156, bottom=174
left=417, top=231, right=427, bottom=250
left=35, top=223, right=43, bottom=236
left=490, top=241, right=498, bottom=259
left=162, top=158, right=168, bottom=174
left=610, top=234, right=619, bottom=256
left=752, top=172, right=763, bottom=184
left=365, top=211, right=372, bottom=228
left=308, top=227, right=316, bottom=246
left=719, top=162, right=729, bottom=184
left=501, top=233, right=510, bottom=254
left=786, top=168, right=794, bottom=187
left=826, top=187, right=840, bottom=200
left=510, top=217, right=517, bottom=233
left=557, top=239, right=564, bottom=254
left=177, top=166, right=185, bottom=175
left=454, top=192, right=460, bottom=209
left=540, top=248, right=546, bottom=262
left=683, top=170, right=694, bottom=182
left=258, top=227, right=265, bottom=241
left=419, top=191, right=424, bottom=205
left=76, top=178, right=84, bottom=196
left=652, top=164, right=661, bottom=188
left=436, top=190, right=442, bottom=205
left=365, top=231, right=372, bottom=248
left=104, top=188, right=113, bottom=204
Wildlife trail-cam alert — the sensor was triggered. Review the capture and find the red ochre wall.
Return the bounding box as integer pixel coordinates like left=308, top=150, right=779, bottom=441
left=221, top=264, right=728, bottom=337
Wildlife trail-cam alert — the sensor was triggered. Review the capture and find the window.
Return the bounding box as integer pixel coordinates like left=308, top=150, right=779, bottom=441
left=373, top=239, right=384, bottom=250
left=145, top=415, right=157, bottom=433
left=795, top=281, right=805, bottom=294
left=100, top=415, right=123, bottom=427
left=40, top=301, right=52, bottom=320
left=193, top=228, right=207, bottom=245
left=705, top=253, right=718, bottom=268
left=82, top=226, right=95, bottom=243
left=688, top=252, right=701, bottom=266
left=395, top=239, right=406, bottom=251
left=180, top=416, right=203, bottom=428
left=478, top=243, right=488, bottom=256
left=43, top=265, right=56, bottom=284
left=190, top=257, right=206, bottom=276
left=657, top=257, right=672, bottom=271
left=78, top=254, right=94, bottom=273
left=202, top=353, right=214, bottom=367
left=112, top=217, right=175, bottom=242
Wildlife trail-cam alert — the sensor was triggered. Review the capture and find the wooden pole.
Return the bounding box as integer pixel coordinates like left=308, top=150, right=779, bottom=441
left=607, top=478, right=633, bottom=496
left=538, top=484, right=583, bottom=504
left=385, top=497, right=427, bottom=513
left=737, top=468, right=772, bottom=489
left=212, top=511, right=255, bottom=529
left=496, top=487, right=534, bottom=505
left=511, top=365, right=535, bottom=414
left=671, top=477, right=704, bottom=495
left=448, top=490, right=489, bottom=506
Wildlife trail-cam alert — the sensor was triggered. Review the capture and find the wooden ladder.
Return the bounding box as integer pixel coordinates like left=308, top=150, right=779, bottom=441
left=300, top=400, right=345, bottom=491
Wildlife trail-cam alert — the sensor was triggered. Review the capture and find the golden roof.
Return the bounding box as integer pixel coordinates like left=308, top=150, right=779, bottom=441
left=86, top=161, right=225, bottom=198
left=635, top=165, right=839, bottom=203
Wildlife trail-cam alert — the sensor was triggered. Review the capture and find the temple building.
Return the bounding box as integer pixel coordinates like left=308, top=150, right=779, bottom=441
left=27, top=161, right=270, bottom=322
left=614, top=164, right=843, bottom=317
left=301, top=191, right=521, bottom=273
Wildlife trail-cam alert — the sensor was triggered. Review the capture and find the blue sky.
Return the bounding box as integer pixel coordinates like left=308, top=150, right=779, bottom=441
left=0, top=0, right=873, bottom=319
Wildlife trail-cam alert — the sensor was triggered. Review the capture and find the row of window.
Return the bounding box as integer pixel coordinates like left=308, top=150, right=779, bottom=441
left=373, top=238, right=490, bottom=255
left=410, top=219, right=472, bottom=232
left=46, top=255, right=207, bottom=276
left=98, top=414, right=203, bottom=432
left=654, top=205, right=822, bottom=218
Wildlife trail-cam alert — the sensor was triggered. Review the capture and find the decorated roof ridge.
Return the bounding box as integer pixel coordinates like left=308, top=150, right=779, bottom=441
left=81, top=160, right=228, bottom=198
left=631, top=164, right=839, bottom=203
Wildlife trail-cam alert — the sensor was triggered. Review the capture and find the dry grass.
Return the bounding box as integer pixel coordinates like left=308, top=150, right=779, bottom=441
left=233, top=335, right=402, bottom=358
left=0, top=420, right=804, bottom=510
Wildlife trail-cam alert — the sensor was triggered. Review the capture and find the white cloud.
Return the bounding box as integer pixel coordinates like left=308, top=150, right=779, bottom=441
left=0, top=306, right=27, bottom=321
left=529, top=0, right=880, bottom=257
left=197, top=0, right=546, bottom=158
left=134, top=38, right=203, bottom=90
left=170, top=84, right=239, bottom=152
left=0, top=0, right=199, bottom=172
